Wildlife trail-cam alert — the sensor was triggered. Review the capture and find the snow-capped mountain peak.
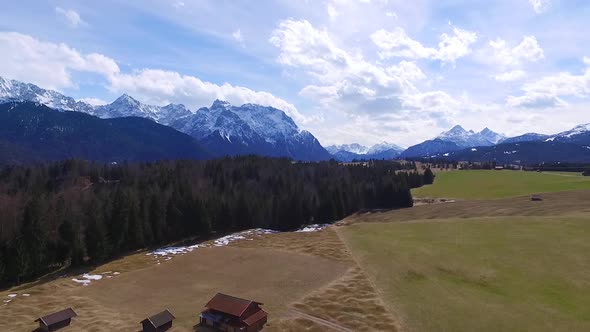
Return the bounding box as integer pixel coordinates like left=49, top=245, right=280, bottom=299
left=325, top=143, right=369, bottom=155
left=437, top=125, right=505, bottom=147
left=367, top=141, right=404, bottom=154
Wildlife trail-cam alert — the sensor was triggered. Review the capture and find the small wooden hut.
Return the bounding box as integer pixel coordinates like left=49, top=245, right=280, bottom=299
left=35, top=308, right=77, bottom=331
left=199, top=293, right=268, bottom=332
left=140, top=309, right=175, bottom=332
left=531, top=194, right=543, bottom=201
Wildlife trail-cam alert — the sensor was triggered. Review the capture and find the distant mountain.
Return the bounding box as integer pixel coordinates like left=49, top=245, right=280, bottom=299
left=0, top=76, right=330, bottom=161
left=400, top=139, right=461, bottom=158
left=442, top=141, right=590, bottom=164
left=327, top=141, right=404, bottom=161
left=437, top=125, right=506, bottom=147
left=0, top=101, right=207, bottom=164
left=170, top=100, right=331, bottom=161
left=326, top=143, right=369, bottom=155
left=367, top=142, right=404, bottom=154
left=545, top=123, right=590, bottom=145
left=501, top=133, right=550, bottom=144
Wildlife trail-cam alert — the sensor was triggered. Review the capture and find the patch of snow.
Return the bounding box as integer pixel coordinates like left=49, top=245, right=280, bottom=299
left=471, top=148, right=477, bottom=152
left=7, top=294, right=17, bottom=298
left=147, top=228, right=278, bottom=258
left=296, top=224, right=331, bottom=232
left=71, top=278, right=91, bottom=285
left=113, top=272, right=120, bottom=275
left=82, top=274, right=103, bottom=281
left=3, top=299, right=11, bottom=303
left=22, top=294, right=30, bottom=297
left=545, top=137, right=555, bottom=142
left=443, top=153, right=450, bottom=157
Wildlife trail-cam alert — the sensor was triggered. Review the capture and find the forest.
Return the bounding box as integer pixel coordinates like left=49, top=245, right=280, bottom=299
left=0, top=157, right=431, bottom=286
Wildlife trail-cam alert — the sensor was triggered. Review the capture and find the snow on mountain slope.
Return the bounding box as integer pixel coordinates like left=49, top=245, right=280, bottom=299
left=501, top=133, right=549, bottom=144
left=545, top=123, right=590, bottom=144
left=170, top=100, right=331, bottom=161
left=325, top=143, right=369, bottom=155
left=367, top=142, right=404, bottom=154
left=437, top=125, right=505, bottom=147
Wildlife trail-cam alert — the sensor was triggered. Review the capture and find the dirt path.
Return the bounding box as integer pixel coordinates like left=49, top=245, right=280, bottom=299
left=286, top=308, right=353, bottom=332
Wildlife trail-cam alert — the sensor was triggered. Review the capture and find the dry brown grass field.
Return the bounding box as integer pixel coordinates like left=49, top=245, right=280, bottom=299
left=0, top=228, right=397, bottom=331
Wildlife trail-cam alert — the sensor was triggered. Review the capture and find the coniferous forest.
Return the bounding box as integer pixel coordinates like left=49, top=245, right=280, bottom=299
left=0, top=157, right=429, bottom=286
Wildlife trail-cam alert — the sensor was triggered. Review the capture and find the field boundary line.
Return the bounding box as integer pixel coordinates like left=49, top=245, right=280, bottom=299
left=332, top=225, right=404, bottom=332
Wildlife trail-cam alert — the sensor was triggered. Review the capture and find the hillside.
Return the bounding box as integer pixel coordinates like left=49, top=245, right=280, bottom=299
left=0, top=101, right=208, bottom=163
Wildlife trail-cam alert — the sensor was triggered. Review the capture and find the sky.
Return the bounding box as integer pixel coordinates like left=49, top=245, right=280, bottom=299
left=0, top=0, right=589, bottom=147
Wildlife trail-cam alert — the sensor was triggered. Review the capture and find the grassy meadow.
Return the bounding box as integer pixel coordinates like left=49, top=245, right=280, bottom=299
left=412, top=170, right=590, bottom=199
left=339, top=214, right=590, bottom=332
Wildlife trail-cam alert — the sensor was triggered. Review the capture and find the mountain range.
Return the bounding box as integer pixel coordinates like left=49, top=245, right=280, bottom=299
left=2, top=75, right=590, bottom=165
left=0, top=101, right=208, bottom=164
left=0, top=76, right=330, bottom=161
left=326, top=142, right=405, bottom=162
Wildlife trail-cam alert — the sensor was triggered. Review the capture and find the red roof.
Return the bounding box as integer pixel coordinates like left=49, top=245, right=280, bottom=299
left=243, top=309, right=267, bottom=326
left=204, top=293, right=263, bottom=317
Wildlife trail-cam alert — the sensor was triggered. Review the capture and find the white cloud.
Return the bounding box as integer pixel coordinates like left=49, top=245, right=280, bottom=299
left=0, top=32, right=119, bottom=90
left=108, top=69, right=309, bottom=123
left=269, top=18, right=462, bottom=127
left=79, top=97, right=107, bottom=106
left=490, top=36, right=544, bottom=67
left=495, top=70, right=527, bottom=82
left=370, top=26, right=477, bottom=64
left=173, top=1, right=185, bottom=9
left=436, top=27, right=478, bottom=63
left=584, top=56, right=590, bottom=66
left=371, top=28, right=437, bottom=59
left=385, top=11, right=397, bottom=19
left=55, top=7, right=83, bottom=28
left=507, top=93, right=565, bottom=108
left=507, top=58, right=590, bottom=108
left=327, top=4, right=338, bottom=21
left=232, top=29, right=244, bottom=45
left=529, top=0, right=551, bottom=14
left=0, top=32, right=308, bottom=123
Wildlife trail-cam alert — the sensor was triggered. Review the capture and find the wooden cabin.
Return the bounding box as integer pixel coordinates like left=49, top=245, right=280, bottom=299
left=200, top=293, right=268, bottom=332
left=35, top=308, right=77, bottom=331
left=140, top=309, right=175, bottom=332
left=531, top=194, right=543, bottom=201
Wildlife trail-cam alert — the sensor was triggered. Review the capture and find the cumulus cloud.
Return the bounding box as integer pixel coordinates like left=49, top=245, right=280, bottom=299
left=507, top=93, right=565, bottom=108
left=55, top=7, right=83, bottom=28
left=78, top=98, right=108, bottom=106
left=0, top=32, right=119, bottom=90
left=270, top=19, right=461, bottom=122
left=232, top=29, right=243, bottom=44
left=0, top=32, right=308, bottom=122
left=529, top=0, right=550, bottom=14
left=370, top=26, right=477, bottom=64
left=507, top=57, right=590, bottom=108
left=495, top=70, right=527, bottom=82
left=490, top=36, right=544, bottom=67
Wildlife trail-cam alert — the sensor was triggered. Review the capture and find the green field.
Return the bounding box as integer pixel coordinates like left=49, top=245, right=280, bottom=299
left=341, top=214, right=590, bottom=332
left=412, top=170, right=590, bottom=199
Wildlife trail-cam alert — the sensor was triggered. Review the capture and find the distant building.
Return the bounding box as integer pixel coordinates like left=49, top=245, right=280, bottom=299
left=140, top=309, right=175, bottom=332
left=531, top=194, right=543, bottom=201
left=200, top=293, right=268, bottom=332
left=494, top=166, right=504, bottom=170
left=35, top=308, right=77, bottom=332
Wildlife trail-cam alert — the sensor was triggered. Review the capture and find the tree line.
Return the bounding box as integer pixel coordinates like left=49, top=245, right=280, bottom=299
left=0, top=157, right=433, bottom=286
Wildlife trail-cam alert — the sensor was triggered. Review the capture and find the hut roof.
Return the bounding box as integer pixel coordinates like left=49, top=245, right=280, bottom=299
left=35, top=308, right=77, bottom=326
left=141, top=309, right=175, bottom=328
left=205, top=293, right=263, bottom=317
left=243, top=309, right=267, bottom=326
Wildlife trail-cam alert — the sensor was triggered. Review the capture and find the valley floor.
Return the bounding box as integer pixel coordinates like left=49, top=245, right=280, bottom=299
left=2, top=187, right=589, bottom=331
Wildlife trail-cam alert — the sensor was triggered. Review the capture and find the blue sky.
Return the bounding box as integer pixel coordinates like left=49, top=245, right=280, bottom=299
left=1, top=0, right=589, bottom=147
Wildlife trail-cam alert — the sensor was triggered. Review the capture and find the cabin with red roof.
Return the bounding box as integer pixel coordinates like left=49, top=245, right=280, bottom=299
left=199, top=293, right=268, bottom=332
